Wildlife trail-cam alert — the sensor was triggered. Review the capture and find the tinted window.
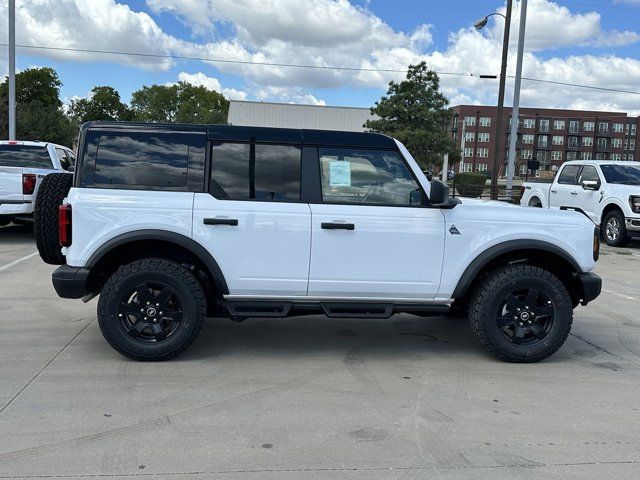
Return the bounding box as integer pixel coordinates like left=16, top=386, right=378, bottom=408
left=557, top=165, right=581, bottom=185
left=319, top=148, right=421, bottom=206
left=210, top=143, right=301, bottom=201
left=94, top=133, right=191, bottom=188
left=56, top=148, right=72, bottom=171
left=0, top=145, right=52, bottom=168
left=578, top=165, right=600, bottom=183
left=600, top=164, right=640, bottom=185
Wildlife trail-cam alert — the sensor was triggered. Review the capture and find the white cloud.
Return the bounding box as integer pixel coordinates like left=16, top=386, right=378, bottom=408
left=255, top=86, right=326, bottom=105
left=177, top=71, right=248, bottom=100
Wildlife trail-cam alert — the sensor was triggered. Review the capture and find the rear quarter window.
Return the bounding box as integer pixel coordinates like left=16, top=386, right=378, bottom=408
left=0, top=145, right=52, bottom=169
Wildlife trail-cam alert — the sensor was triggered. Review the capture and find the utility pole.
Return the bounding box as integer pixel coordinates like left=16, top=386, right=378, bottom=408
left=8, top=0, right=16, bottom=140
left=506, top=0, right=528, bottom=199
left=489, top=0, right=513, bottom=200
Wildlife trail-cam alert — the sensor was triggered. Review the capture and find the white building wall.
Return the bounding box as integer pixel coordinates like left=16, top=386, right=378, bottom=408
left=228, top=100, right=377, bottom=132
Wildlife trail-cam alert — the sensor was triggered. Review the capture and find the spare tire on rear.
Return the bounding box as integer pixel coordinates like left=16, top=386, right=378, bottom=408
left=35, top=173, right=73, bottom=265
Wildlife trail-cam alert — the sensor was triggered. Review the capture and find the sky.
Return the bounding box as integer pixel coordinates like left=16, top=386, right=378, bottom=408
left=0, top=0, right=640, bottom=114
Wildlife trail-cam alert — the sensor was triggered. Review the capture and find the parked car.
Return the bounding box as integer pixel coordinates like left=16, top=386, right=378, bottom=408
left=35, top=122, right=601, bottom=362
left=520, top=161, right=640, bottom=246
left=0, top=140, right=75, bottom=226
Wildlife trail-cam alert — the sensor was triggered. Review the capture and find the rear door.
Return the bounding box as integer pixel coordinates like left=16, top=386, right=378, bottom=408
left=193, top=141, right=311, bottom=297
left=308, top=147, right=445, bottom=300
left=550, top=164, right=581, bottom=208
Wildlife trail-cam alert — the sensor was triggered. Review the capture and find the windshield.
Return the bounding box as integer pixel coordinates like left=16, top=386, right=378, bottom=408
left=600, top=164, right=640, bottom=185
left=0, top=145, right=52, bottom=169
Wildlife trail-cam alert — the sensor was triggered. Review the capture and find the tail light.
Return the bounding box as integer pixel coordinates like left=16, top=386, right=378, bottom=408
left=593, top=226, right=600, bottom=261
left=520, top=185, right=525, bottom=197
left=59, top=204, right=72, bottom=247
left=22, top=174, right=36, bottom=195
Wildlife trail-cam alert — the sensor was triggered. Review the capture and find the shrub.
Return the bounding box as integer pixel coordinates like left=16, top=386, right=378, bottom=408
left=455, top=172, right=488, bottom=197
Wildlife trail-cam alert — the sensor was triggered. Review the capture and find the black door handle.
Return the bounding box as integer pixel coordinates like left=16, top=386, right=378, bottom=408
left=204, top=218, right=238, bottom=226
left=321, top=222, right=355, bottom=230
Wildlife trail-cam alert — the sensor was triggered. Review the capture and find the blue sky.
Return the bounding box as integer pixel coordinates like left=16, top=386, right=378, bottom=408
left=1, top=0, right=640, bottom=113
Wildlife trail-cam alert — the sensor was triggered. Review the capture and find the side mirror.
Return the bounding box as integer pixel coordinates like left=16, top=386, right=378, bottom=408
left=429, top=180, right=460, bottom=209
left=581, top=180, right=599, bottom=191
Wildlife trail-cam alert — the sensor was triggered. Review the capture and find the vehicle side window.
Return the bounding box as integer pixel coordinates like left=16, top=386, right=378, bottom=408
left=578, top=165, right=599, bottom=184
left=92, top=132, right=203, bottom=190
left=210, top=143, right=301, bottom=201
left=66, top=150, right=76, bottom=166
left=318, top=148, right=421, bottom=206
left=557, top=165, right=581, bottom=185
left=56, top=148, right=71, bottom=171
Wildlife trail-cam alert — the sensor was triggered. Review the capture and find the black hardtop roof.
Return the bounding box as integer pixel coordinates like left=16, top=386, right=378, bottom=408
left=84, top=121, right=397, bottom=149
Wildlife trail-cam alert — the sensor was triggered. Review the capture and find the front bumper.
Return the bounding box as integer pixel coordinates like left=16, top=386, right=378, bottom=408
left=626, top=218, right=640, bottom=236
left=52, top=265, right=91, bottom=299
left=576, top=272, right=602, bottom=305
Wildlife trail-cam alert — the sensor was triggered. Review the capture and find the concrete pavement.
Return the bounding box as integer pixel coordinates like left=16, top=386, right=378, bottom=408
left=1, top=224, right=639, bottom=479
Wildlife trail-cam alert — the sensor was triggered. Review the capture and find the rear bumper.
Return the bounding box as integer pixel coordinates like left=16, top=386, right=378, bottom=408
left=576, top=272, right=602, bottom=305
left=0, top=200, right=32, bottom=216
left=52, top=265, right=91, bottom=299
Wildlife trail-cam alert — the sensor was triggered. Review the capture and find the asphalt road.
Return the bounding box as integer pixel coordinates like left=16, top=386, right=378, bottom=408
left=1, top=223, right=639, bottom=479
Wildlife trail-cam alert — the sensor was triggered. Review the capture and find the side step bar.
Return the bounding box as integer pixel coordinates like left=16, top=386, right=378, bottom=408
left=224, top=300, right=450, bottom=319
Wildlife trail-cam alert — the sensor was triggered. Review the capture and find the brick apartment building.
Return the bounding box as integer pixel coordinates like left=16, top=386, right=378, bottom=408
left=449, top=105, right=639, bottom=176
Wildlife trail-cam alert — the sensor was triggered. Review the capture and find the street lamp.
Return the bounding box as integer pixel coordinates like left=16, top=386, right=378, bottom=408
left=474, top=2, right=513, bottom=200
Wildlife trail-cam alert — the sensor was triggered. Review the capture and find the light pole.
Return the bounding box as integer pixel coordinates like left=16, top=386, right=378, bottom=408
left=8, top=0, right=16, bottom=140
left=474, top=2, right=513, bottom=200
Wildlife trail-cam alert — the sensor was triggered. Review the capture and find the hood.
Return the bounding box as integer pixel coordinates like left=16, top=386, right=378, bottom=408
left=457, top=197, right=516, bottom=207
left=608, top=183, right=640, bottom=197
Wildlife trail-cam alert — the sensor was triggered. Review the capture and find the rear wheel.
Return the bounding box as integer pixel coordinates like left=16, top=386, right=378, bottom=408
left=528, top=197, right=542, bottom=208
left=97, top=259, right=206, bottom=361
left=603, top=210, right=629, bottom=247
left=34, top=173, right=73, bottom=264
left=469, top=265, right=573, bottom=363
left=0, top=216, right=11, bottom=227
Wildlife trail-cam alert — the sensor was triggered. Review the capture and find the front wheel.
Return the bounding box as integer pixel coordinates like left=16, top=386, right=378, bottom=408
left=468, top=265, right=573, bottom=363
left=97, top=259, right=206, bottom=361
left=603, top=210, right=629, bottom=247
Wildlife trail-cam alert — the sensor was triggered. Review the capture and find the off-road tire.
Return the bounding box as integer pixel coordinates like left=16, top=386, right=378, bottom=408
left=469, top=264, right=573, bottom=363
left=98, top=259, right=207, bottom=361
left=34, top=173, right=73, bottom=265
left=603, top=210, right=629, bottom=247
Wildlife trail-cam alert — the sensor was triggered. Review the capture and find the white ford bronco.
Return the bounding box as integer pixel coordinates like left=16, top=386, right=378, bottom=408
left=520, top=160, right=640, bottom=247
left=0, top=140, right=75, bottom=226
left=35, top=122, right=602, bottom=362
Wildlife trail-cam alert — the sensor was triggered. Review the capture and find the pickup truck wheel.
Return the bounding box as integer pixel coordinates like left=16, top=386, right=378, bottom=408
left=603, top=210, right=629, bottom=247
left=469, top=265, right=572, bottom=363
left=0, top=217, right=11, bottom=226
left=528, top=197, right=542, bottom=208
left=97, top=259, right=206, bottom=361
left=34, top=173, right=73, bottom=265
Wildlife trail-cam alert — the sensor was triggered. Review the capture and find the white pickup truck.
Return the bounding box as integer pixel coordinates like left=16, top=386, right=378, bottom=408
left=521, top=160, right=640, bottom=247
left=0, top=141, right=75, bottom=226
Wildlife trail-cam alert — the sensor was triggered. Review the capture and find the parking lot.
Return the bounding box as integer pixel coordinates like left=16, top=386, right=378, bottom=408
left=0, top=224, right=638, bottom=479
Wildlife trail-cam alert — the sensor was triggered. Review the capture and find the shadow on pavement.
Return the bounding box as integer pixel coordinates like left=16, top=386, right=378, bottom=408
left=0, top=223, right=34, bottom=243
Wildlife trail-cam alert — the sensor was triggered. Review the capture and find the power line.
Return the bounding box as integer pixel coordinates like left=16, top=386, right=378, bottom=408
left=3, top=42, right=639, bottom=96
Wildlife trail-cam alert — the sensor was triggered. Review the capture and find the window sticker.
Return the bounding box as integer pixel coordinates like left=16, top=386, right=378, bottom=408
left=329, top=161, right=351, bottom=187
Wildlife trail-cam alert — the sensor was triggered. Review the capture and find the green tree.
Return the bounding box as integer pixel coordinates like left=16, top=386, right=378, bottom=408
left=69, top=86, right=133, bottom=123
left=365, top=62, right=460, bottom=169
left=0, top=67, right=75, bottom=146
left=130, top=82, right=229, bottom=124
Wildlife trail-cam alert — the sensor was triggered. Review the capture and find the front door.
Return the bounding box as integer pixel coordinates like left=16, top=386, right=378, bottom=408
left=575, top=164, right=602, bottom=223
left=193, top=142, right=311, bottom=296
left=308, top=147, right=445, bottom=300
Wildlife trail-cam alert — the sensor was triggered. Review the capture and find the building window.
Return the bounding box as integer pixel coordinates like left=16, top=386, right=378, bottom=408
left=569, top=120, right=580, bottom=133
left=629, top=155, right=635, bottom=161
left=538, top=119, right=550, bottom=132
left=464, top=131, right=475, bottom=142
left=598, top=122, right=609, bottom=134
left=536, top=150, right=550, bottom=162
left=582, top=151, right=592, bottom=160
left=631, top=124, right=637, bottom=136
left=476, top=148, right=489, bottom=158
left=522, top=134, right=534, bottom=144
left=521, top=149, right=532, bottom=160
left=523, top=118, right=535, bottom=129
left=553, top=120, right=565, bottom=130
left=582, top=136, right=594, bottom=147
left=567, top=136, right=579, bottom=149
left=611, top=153, right=622, bottom=161
left=613, top=123, right=624, bottom=133
left=597, top=138, right=608, bottom=150
left=479, top=117, right=491, bottom=127
left=583, top=121, right=594, bottom=132
left=630, top=139, right=636, bottom=150
left=464, top=116, right=476, bottom=126
left=551, top=135, right=563, bottom=146
left=551, top=151, right=563, bottom=161
left=461, top=163, right=473, bottom=172
left=478, top=132, right=490, bottom=142
left=537, top=135, right=549, bottom=148
left=464, top=147, right=474, bottom=157
left=567, top=151, right=578, bottom=161
left=520, top=164, right=528, bottom=175
left=551, top=165, right=559, bottom=172
left=595, top=153, right=607, bottom=160
left=476, top=163, right=488, bottom=172
left=612, top=138, right=623, bottom=148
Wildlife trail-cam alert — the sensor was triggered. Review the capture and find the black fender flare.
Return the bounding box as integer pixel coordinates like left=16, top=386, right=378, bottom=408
left=86, top=229, right=229, bottom=294
left=451, top=240, right=582, bottom=299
